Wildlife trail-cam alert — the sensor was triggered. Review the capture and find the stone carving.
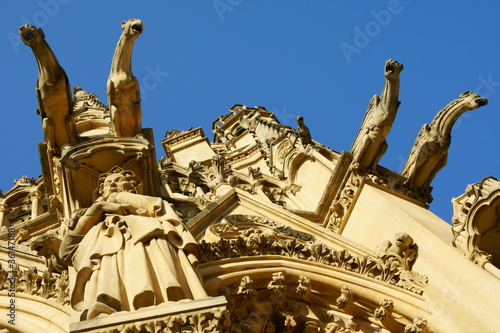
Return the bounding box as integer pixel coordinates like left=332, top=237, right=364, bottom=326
left=452, top=176, right=500, bottom=272
left=373, top=298, right=394, bottom=321
left=402, top=91, right=488, bottom=191
left=404, top=316, right=431, bottom=333
left=351, top=59, right=403, bottom=172
left=336, top=286, right=352, bottom=310
left=31, top=233, right=67, bottom=273
left=376, top=232, right=418, bottom=271
left=107, top=19, right=144, bottom=137
left=59, top=167, right=207, bottom=320
left=0, top=263, right=69, bottom=306
left=200, top=236, right=426, bottom=294
left=296, top=115, right=312, bottom=145
left=19, top=24, right=77, bottom=153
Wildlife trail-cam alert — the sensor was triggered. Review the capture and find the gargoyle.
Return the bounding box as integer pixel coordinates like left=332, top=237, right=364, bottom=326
left=107, top=18, right=143, bottom=137
left=402, top=91, right=488, bottom=192
left=31, top=233, right=67, bottom=273
left=376, top=232, right=417, bottom=271
left=351, top=59, right=403, bottom=172
left=296, top=115, right=312, bottom=145
left=19, top=24, right=77, bottom=153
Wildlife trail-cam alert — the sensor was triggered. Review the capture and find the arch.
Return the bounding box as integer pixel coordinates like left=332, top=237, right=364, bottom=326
left=0, top=292, right=70, bottom=333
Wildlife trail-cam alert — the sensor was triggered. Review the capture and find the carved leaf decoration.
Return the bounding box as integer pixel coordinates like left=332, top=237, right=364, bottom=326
left=376, top=260, right=400, bottom=284
left=279, top=238, right=308, bottom=259
left=55, top=270, right=70, bottom=305
left=40, top=270, right=56, bottom=299
left=354, top=255, right=377, bottom=277
left=331, top=249, right=354, bottom=270
left=308, top=242, right=332, bottom=265
left=251, top=234, right=276, bottom=255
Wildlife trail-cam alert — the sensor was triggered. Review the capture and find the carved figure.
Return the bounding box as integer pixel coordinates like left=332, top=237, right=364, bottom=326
left=31, top=233, right=67, bottom=273
left=19, top=24, right=77, bottom=153
left=376, top=232, right=417, bottom=271
left=107, top=19, right=143, bottom=137
left=402, top=91, right=488, bottom=191
left=59, top=167, right=207, bottom=320
left=296, top=116, right=312, bottom=145
left=351, top=59, right=403, bottom=172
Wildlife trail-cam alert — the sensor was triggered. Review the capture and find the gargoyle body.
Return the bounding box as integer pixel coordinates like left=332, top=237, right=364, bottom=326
left=19, top=25, right=77, bottom=153
left=296, top=116, right=312, bottom=145
left=107, top=18, right=143, bottom=137
left=351, top=59, right=403, bottom=172
left=402, top=91, right=488, bottom=191
left=31, top=233, right=67, bottom=273
left=377, top=232, right=417, bottom=271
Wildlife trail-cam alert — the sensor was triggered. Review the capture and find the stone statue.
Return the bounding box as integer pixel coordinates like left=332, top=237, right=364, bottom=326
left=59, top=167, right=207, bottom=320
left=351, top=59, right=403, bottom=172
left=19, top=24, right=77, bottom=153
left=31, top=233, right=67, bottom=274
left=107, top=19, right=143, bottom=137
left=402, top=91, right=488, bottom=191
left=296, top=116, right=312, bottom=145
left=376, top=232, right=417, bottom=271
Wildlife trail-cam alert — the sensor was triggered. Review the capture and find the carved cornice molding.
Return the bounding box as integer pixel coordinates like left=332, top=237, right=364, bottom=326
left=200, top=235, right=427, bottom=295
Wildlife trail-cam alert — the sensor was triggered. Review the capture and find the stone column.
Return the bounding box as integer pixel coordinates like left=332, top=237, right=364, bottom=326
left=0, top=200, right=8, bottom=229
left=29, top=188, right=42, bottom=219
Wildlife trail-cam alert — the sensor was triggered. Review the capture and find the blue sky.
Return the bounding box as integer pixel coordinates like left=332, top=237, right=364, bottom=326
left=1, top=1, right=499, bottom=222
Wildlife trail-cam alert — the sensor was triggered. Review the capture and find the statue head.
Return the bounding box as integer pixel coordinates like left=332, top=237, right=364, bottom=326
left=121, top=18, right=143, bottom=38
left=394, top=232, right=414, bottom=249
left=97, top=167, right=142, bottom=201
left=19, top=24, right=45, bottom=46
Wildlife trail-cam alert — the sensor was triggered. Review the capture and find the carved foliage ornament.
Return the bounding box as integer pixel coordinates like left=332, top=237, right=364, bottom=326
left=200, top=230, right=427, bottom=295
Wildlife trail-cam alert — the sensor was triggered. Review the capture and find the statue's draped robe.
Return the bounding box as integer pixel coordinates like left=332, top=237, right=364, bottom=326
left=60, top=192, right=207, bottom=319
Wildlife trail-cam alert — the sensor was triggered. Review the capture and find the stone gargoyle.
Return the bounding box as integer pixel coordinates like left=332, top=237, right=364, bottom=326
left=401, top=91, right=488, bottom=192
left=31, top=233, right=67, bottom=273
left=19, top=24, right=78, bottom=154
left=107, top=18, right=144, bottom=137
left=351, top=59, right=403, bottom=172
left=376, top=232, right=417, bottom=271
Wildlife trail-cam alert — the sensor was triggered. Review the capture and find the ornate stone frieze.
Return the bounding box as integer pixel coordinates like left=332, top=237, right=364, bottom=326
left=200, top=233, right=427, bottom=295
left=0, top=263, right=69, bottom=306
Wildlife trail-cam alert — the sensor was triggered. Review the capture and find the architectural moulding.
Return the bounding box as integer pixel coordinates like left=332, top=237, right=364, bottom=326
left=452, top=176, right=500, bottom=278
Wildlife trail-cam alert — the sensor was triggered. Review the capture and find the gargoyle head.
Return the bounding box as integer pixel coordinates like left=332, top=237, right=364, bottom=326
left=458, top=91, right=488, bottom=110
left=121, top=18, right=143, bottom=38
left=19, top=24, right=45, bottom=46
left=384, top=59, right=404, bottom=78
left=31, top=233, right=61, bottom=258
left=395, top=232, right=413, bottom=249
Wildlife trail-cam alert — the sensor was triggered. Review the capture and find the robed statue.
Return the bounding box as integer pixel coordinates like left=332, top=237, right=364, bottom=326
left=60, top=167, right=207, bottom=320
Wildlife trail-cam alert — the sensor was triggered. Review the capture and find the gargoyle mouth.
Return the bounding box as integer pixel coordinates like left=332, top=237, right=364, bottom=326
left=22, top=32, right=35, bottom=41
left=385, top=64, right=395, bottom=74
left=475, top=98, right=488, bottom=107
left=131, top=24, right=143, bottom=34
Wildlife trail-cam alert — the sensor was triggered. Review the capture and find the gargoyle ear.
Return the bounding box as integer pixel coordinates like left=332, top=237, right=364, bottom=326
left=38, top=27, right=45, bottom=39
left=121, top=21, right=126, bottom=29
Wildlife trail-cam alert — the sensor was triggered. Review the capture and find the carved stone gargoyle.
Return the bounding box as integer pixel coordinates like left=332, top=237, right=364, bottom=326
left=401, top=91, right=488, bottom=192
left=107, top=18, right=143, bottom=137
left=351, top=59, right=403, bottom=172
left=31, top=233, right=67, bottom=273
left=376, top=232, right=417, bottom=271
left=296, top=115, right=312, bottom=146
left=19, top=24, right=78, bottom=154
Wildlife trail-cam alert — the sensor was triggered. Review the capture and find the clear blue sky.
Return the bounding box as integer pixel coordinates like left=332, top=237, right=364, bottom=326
left=1, top=1, right=499, bottom=222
